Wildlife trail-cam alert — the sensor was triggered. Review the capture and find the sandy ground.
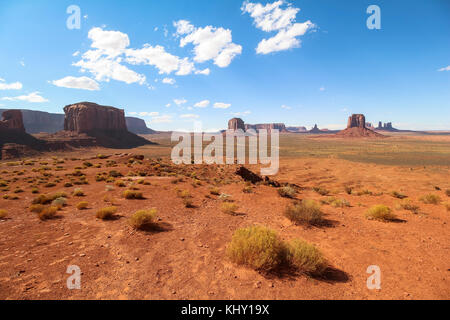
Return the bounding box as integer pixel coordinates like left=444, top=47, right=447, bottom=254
left=0, top=142, right=449, bottom=300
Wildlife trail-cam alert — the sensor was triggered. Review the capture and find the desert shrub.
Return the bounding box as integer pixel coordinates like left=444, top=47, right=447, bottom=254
left=444, top=202, right=450, bottom=212
left=129, top=209, right=157, bottom=230
left=76, top=201, right=88, bottom=210
left=396, top=199, right=420, bottom=214
left=31, top=188, right=39, bottom=194
left=183, top=197, right=194, bottom=208
left=285, top=239, right=327, bottom=275
left=14, top=188, right=24, bottom=193
left=278, top=186, right=296, bottom=198
left=445, top=189, right=450, bottom=197
left=0, top=209, right=7, bottom=219
left=242, top=186, right=253, bottom=193
left=83, top=161, right=93, bottom=167
left=178, top=189, right=191, bottom=199
left=0, top=180, right=8, bottom=187
left=355, top=189, right=372, bottom=196
left=210, top=187, right=220, bottom=196
left=115, top=180, right=126, bottom=187
left=44, top=182, right=56, bottom=188
left=30, top=204, right=45, bottom=213
left=284, top=200, right=323, bottom=225
left=109, top=170, right=123, bottom=178
left=96, top=206, right=117, bottom=220
left=105, top=185, right=114, bottom=192
left=330, top=198, right=350, bottom=208
left=52, top=197, right=67, bottom=209
left=32, top=194, right=52, bottom=204
left=420, top=194, right=441, bottom=204
left=221, top=202, right=239, bottom=215
left=64, top=182, right=73, bottom=188
left=365, top=205, right=397, bottom=221
left=391, top=191, right=408, bottom=199
left=38, top=206, right=58, bottom=221
left=313, top=187, right=329, bottom=196
left=344, top=186, right=353, bottom=195
left=226, top=226, right=284, bottom=272
left=72, top=188, right=85, bottom=197
left=123, top=190, right=144, bottom=199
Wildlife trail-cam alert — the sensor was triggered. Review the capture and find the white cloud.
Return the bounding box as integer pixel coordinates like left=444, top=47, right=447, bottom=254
left=174, top=98, right=187, bottom=105
left=138, top=111, right=160, bottom=117
left=150, top=114, right=173, bottom=123
left=319, top=87, right=325, bottom=91
left=195, top=68, right=211, bottom=75
left=165, top=103, right=171, bottom=108
left=51, top=76, right=100, bottom=91
left=0, top=79, right=23, bottom=90
left=174, top=20, right=242, bottom=68
left=2, top=92, right=48, bottom=103
left=438, top=65, right=450, bottom=71
left=128, top=112, right=138, bottom=115
left=194, top=100, right=210, bottom=108
left=73, top=51, right=80, bottom=57
left=242, top=1, right=314, bottom=55
left=213, top=102, right=231, bottom=109
left=180, top=113, right=200, bottom=119
left=19, top=60, right=25, bottom=67
left=230, top=110, right=251, bottom=116
left=162, top=77, right=176, bottom=85
left=281, top=104, right=291, bottom=109
left=89, top=27, right=130, bottom=57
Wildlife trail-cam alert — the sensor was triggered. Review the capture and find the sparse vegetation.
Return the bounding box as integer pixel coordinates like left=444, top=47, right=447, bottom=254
left=313, top=187, right=329, bottom=196
left=123, top=190, right=144, bottom=199
left=72, top=188, right=85, bottom=197
left=210, top=187, right=220, bottom=196
left=284, top=200, right=323, bottom=225
left=446, top=189, right=450, bottom=197
left=420, top=194, right=441, bottom=205
left=365, top=205, right=397, bottom=222
left=51, top=197, right=67, bottom=209
left=115, top=180, right=126, bottom=187
left=221, top=202, right=239, bottom=215
left=96, top=206, right=117, bottom=220
left=278, top=186, right=296, bottom=198
left=76, top=201, right=88, bottom=210
left=0, top=209, right=7, bottom=219
left=285, top=239, right=327, bottom=275
left=38, top=206, right=58, bottom=221
left=396, top=199, right=420, bottom=214
left=391, top=191, right=408, bottom=199
left=129, top=209, right=157, bottom=230
left=226, top=226, right=284, bottom=272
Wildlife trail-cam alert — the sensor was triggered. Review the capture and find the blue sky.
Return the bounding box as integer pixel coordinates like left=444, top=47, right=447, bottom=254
left=0, top=0, right=449, bottom=131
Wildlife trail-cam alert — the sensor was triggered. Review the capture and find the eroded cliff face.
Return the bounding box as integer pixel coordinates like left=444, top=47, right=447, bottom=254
left=64, top=102, right=127, bottom=134
left=244, top=123, right=287, bottom=132
left=228, top=118, right=246, bottom=131
left=0, top=110, right=25, bottom=133
left=125, top=117, right=156, bottom=134
left=347, top=114, right=366, bottom=129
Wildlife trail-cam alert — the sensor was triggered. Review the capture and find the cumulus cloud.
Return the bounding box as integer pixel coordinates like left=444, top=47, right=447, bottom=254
left=180, top=113, right=200, bottom=119
left=174, top=98, right=187, bottom=106
left=195, top=68, right=211, bottom=75
left=280, top=104, right=291, bottom=109
left=230, top=110, right=251, bottom=116
left=174, top=20, right=242, bottom=68
left=51, top=76, right=100, bottom=91
left=1, top=92, right=48, bottom=103
left=150, top=114, right=173, bottom=123
left=0, top=79, right=23, bottom=90
left=194, top=100, right=210, bottom=108
left=242, top=0, right=314, bottom=54
left=162, top=77, right=176, bottom=85
left=138, top=112, right=159, bottom=117
left=438, top=65, right=450, bottom=71
left=213, top=102, right=231, bottom=109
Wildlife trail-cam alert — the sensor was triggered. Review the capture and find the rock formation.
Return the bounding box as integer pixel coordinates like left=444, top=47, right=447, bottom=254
left=347, top=114, right=366, bottom=129
left=228, top=118, right=245, bottom=131
left=333, top=114, right=384, bottom=138
left=0, top=109, right=64, bottom=133
left=64, top=102, right=127, bottom=133
left=62, top=102, right=153, bottom=148
left=286, top=126, right=307, bottom=133
left=376, top=121, right=398, bottom=131
left=125, top=117, right=156, bottom=134
left=0, top=110, right=25, bottom=133
left=309, top=124, right=323, bottom=134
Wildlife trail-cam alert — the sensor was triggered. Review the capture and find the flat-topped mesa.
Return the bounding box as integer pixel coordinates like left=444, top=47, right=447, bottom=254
left=228, top=118, right=245, bottom=131
left=0, top=110, right=26, bottom=133
left=64, top=102, right=127, bottom=134
left=245, top=123, right=287, bottom=132
left=347, top=114, right=366, bottom=129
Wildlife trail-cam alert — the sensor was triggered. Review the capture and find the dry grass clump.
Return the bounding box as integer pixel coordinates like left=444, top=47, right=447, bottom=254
left=123, top=190, right=144, bottom=199
left=285, top=239, right=327, bottom=275
left=38, top=206, right=58, bottom=221
left=395, top=199, right=420, bottom=214
left=114, top=179, right=126, bottom=187
left=446, top=189, right=450, bottom=197
left=51, top=197, right=67, bottom=209
left=227, top=226, right=327, bottom=275
left=221, top=202, right=239, bottom=215
left=76, top=201, right=88, bottom=210
left=390, top=191, right=408, bottom=199
left=321, top=197, right=350, bottom=208
left=313, top=187, right=329, bottom=196
left=72, top=188, right=85, bottom=197
left=365, top=205, right=397, bottom=222
left=129, top=209, right=157, bottom=230
left=31, top=188, right=39, bottom=194
left=32, top=192, right=67, bottom=205
left=0, top=209, right=7, bottom=219
left=242, top=185, right=253, bottom=193
left=420, top=194, right=441, bottom=204
left=226, top=226, right=284, bottom=272
left=278, top=186, right=296, bottom=198
left=444, top=202, right=450, bottom=212
left=96, top=206, right=117, bottom=220
left=284, top=200, right=323, bottom=225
